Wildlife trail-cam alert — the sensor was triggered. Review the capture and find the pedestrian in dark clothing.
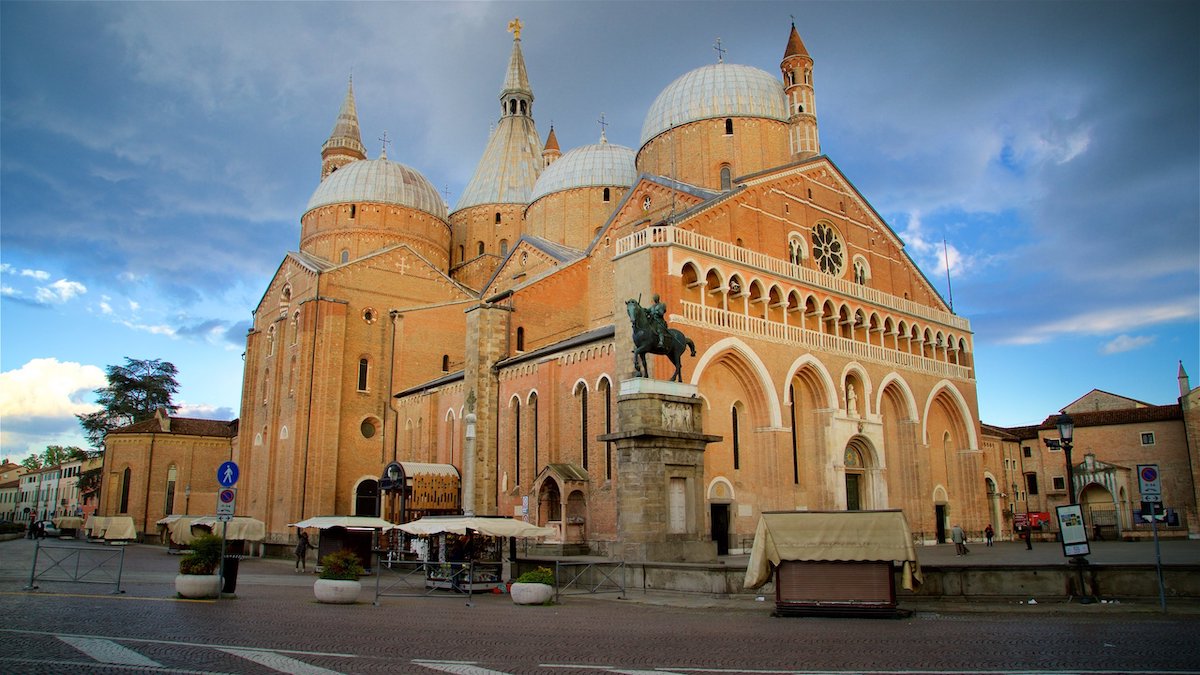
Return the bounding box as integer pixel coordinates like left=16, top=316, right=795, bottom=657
left=295, top=530, right=311, bottom=572
left=984, top=524, right=994, bottom=546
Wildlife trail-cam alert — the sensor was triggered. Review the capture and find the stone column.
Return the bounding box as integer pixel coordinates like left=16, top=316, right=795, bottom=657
left=599, top=378, right=721, bottom=563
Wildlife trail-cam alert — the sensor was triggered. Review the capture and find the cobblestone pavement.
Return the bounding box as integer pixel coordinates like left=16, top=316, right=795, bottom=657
left=2, top=538, right=1199, bottom=674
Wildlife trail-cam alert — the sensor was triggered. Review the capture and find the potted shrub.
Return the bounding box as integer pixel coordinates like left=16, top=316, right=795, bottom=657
left=510, top=566, right=555, bottom=605
left=313, top=549, right=364, bottom=604
left=175, top=533, right=222, bottom=599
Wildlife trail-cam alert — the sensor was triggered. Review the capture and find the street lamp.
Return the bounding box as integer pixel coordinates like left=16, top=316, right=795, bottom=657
left=1056, top=412, right=1075, bottom=504
left=184, top=485, right=191, bottom=515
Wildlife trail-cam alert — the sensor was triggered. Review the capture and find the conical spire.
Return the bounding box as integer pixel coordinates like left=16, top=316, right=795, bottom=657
left=501, top=31, right=533, bottom=100
left=542, top=125, right=561, bottom=167
left=321, top=76, right=367, bottom=180
left=784, top=21, right=810, bottom=59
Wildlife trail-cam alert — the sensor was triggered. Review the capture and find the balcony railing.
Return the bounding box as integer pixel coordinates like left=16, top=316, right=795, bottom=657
left=678, top=301, right=973, bottom=381
left=615, top=226, right=970, bottom=332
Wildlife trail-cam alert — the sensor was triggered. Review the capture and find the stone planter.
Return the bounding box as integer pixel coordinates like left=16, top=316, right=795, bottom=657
left=510, top=582, right=554, bottom=605
left=175, top=574, right=220, bottom=599
left=314, top=578, right=361, bottom=604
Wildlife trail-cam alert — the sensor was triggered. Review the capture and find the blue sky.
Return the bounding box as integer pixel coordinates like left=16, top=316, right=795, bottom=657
left=2, top=1, right=1197, bottom=462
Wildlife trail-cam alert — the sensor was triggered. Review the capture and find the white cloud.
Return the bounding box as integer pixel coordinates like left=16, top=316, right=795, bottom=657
left=120, top=320, right=177, bottom=337
left=1002, top=299, right=1198, bottom=345
left=0, top=358, right=106, bottom=419
left=21, top=269, right=51, bottom=280
left=1101, top=334, right=1156, bottom=354
left=34, top=278, right=87, bottom=304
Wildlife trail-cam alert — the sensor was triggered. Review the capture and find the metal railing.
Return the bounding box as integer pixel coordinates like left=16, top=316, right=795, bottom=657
left=550, top=560, right=626, bottom=602
left=25, top=539, right=125, bottom=594
left=373, top=560, right=500, bottom=606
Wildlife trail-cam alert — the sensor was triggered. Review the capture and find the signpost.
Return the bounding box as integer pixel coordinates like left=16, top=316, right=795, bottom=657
left=215, top=462, right=239, bottom=598
left=1137, top=463, right=1166, bottom=612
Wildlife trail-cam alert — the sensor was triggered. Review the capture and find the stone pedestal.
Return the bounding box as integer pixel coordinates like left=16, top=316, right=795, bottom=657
left=599, top=379, right=721, bottom=563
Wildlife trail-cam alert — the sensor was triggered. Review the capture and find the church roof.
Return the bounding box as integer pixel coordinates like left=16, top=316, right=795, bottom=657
left=305, top=157, right=447, bottom=219
left=784, top=23, right=810, bottom=59
left=109, top=416, right=238, bottom=438
left=640, top=63, right=788, bottom=147
left=322, top=77, right=366, bottom=157
left=501, top=37, right=532, bottom=99
left=543, top=126, right=560, bottom=152
left=528, top=138, right=636, bottom=203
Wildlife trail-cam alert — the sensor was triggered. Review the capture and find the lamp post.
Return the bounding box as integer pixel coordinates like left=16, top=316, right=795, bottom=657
left=1055, top=412, right=1093, bottom=603
left=1057, top=412, right=1076, bottom=505
left=184, top=485, right=191, bottom=515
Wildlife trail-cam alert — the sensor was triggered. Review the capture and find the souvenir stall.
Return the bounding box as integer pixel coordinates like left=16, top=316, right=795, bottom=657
left=290, top=516, right=399, bottom=574
left=83, top=515, right=137, bottom=544
left=52, top=516, right=83, bottom=538
left=398, top=515, right=556, bottom=591
left=156, top=515, right=202, bottom=551
left=744, top=510, right=922, bottom=618
left=156, top=515, right=266, bottom=554
left=378, top=461, right=461, bottom=563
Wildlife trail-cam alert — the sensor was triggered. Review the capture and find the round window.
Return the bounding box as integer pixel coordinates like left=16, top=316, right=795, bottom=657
left=361, top=419, right=376, bottom=439
left=362, top=308, right=377, bottom=324
left=812, top=222, right=846, bottom=276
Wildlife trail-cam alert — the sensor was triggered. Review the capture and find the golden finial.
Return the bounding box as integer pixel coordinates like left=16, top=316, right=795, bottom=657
left=507, top=17, right=523, bottom=40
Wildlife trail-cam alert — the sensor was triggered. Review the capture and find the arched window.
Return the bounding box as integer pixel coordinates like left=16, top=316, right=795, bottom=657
left=509, top=99, right=516, bottom=115
left=530, top=392, right=539, bottom=472
left=357, top=358, right=369, bottom=391
left=500, top=239, right=508, bottom=256
left=119, top=467, right=131, bottom=514
left=349, top=204, right=356, bottom=219
left=731, top=404, right=742, bottom=470
left=520, top=100, right=527, bottom=115
left=601, top=378, right=613, bottom=480
left=516, top=326, right=525, bottom=351
left=788, top=235, right=805, bottom=266
left=495, top=212, right=501, bottom=224
left=477, top=241, right=485, bottom=256
left=262, top=369, right=270, bottom=404
left=291, top=311, right=300, bottom=345
left=513, top=399, right=522, bottom=485
left=577, top=383, right=589, bottom=470
left=724, top=118, right=733, bottom=135
left=441, top=354, right=449, bottom=372
left=340, top=249, right=350, bottom=263
left=602, top=187, right=611, bottom=202
left=355, top=480, right=380, bottom=517
left=720, top=166, right=732, bottom=191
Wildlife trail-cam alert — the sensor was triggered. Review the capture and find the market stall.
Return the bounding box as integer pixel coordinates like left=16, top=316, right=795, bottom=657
left=397, top=515, right=556, bottom=591
left=53, top=516, right=83, bottom=538
left=84, top=515, right=137, bottom=544
left=290, top=516, right=399, bottom=574
left=744, top=510, right=921, bottom=618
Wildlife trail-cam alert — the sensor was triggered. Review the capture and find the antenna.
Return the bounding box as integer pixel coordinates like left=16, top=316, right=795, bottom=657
left=943, top=236, right=955, bottom=312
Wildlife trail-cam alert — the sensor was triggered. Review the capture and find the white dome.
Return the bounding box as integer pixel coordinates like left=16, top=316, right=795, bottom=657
left=529, top=141, right=636, bottom=204
left=640, top=63, right=788, bottom=147
left=305, top=158, right=447, bottom=219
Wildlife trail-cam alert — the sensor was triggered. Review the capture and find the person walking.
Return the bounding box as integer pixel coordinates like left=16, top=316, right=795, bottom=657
left=951, top=523, right=968, bottom=555
left=294, top=530, right=311, bottom=572
left=984, top=524, right=994, bottom=547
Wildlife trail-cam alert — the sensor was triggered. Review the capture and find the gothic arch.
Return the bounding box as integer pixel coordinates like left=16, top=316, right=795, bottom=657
left=874, top=373, right=919, bottom=420
left=706, top=476, right=736, bottom=502
left=782, top=353, right=837, bottom=409
left=838, top=362, right=872, bottom=415
left=920, top=380, right=978, bottom=449
left=691, top=337, right=783, bottom=427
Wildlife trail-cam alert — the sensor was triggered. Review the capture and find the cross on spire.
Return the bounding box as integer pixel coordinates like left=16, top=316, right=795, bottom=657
left=713, top=37, right=726, bottom=63
left=597, top=112, right=608, bottom=142
left=378, top=130, right=391, bottom=159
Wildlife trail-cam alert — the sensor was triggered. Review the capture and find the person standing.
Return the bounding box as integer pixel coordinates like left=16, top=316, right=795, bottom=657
left=951, top=523, right=967, bottom=555
left=295, top=530, right=311, bottom=572
left=984, top=524, right=994, bottom=547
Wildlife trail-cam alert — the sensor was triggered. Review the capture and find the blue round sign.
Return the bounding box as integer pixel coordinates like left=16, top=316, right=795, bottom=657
left=217, top=461, right=239, bottom=487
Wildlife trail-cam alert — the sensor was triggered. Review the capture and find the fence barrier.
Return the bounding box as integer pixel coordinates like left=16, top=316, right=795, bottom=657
left=374, top=560, right=500, bottom=606
left=552, top=560, right=626, bottom=602
left=26, top=539, right=125, bottom=594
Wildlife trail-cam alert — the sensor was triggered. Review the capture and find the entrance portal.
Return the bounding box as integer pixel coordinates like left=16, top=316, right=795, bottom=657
left=710, top=503, right=730, bottom=555
left=845, top=474, right=861, bottom=511
left=935, top=504, right=947, bottom=543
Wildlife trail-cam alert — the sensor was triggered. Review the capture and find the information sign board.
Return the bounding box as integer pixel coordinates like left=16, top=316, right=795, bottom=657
left=1055, top=504, right=1090, bottom=557
left=217, top=487, right=236, bottom=521
left=1137, top=464, right=1161, bottom=501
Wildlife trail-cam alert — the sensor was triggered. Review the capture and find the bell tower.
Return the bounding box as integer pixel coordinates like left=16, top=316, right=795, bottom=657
left=321, top=76, right=367, bottom=180
left=782, top=21, right=819, bottom=159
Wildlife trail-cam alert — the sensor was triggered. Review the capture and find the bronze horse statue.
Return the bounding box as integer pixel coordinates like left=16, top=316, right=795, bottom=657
left=625, top=298, right=696, bottom=382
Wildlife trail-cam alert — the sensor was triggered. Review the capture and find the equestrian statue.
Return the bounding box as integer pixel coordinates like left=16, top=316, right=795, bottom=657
left=625, top=294, right=696, bottom=382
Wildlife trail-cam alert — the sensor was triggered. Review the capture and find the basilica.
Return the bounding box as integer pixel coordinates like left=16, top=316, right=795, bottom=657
left=219, top=19, right=997, bottom=557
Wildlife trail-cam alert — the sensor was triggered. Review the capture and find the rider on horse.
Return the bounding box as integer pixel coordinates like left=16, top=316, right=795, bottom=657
left=649, top=293, right=670, bottom=349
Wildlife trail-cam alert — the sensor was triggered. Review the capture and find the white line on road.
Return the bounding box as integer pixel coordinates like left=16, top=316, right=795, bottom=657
left=221, top=647, right=345, bottom=675
left=412, top=659, right=514, bottom=674
left=57, top=635, right=163, bottom=667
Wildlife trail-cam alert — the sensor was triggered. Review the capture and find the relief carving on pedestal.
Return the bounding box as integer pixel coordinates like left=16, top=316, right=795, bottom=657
left=661, top=401, right=693, bottom=432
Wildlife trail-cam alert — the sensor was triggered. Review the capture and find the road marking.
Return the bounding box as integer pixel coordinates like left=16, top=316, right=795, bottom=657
left=413, top=659, right=513, bottom=674
left=222, top=647, right=344, bottom=674
left=57, top=635, right=162, bottom=667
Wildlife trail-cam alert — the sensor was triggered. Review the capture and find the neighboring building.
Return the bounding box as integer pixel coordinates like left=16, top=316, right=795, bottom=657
left=236, top=20, right=992, bottom=553
left=0, top=461, right=25, bottom=521
left=982, top=363, right=1200, bottom=540
left=98, top=407, right=237, bottom=540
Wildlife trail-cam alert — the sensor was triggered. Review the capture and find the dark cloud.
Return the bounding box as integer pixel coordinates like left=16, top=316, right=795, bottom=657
left=225, top=321, right=251, bottom=347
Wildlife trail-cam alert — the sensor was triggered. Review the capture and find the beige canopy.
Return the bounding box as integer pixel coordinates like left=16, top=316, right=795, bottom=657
left=398, top=515, right=556, bottom=539
left=54, top=516, right=83, bottom=529
left=289, top=516, right=399, bottom=531
left=84, top=515, right=137, bottom=541
left=744, top=510, right=922, bottom=591
left=158, top=515, right=265, bottom=543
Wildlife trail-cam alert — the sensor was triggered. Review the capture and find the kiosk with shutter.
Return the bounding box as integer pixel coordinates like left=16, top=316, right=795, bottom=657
left=744, top=510, right=921, bottom=618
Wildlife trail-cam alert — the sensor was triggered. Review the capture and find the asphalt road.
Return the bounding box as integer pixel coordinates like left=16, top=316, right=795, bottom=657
left=1, top=538, right=1199, bottom=674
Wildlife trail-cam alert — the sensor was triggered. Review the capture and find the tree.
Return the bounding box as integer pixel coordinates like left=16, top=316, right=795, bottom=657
left=77, top=358, right=180, bottom=451
left=41, top=445, right=87, bottom=467
left=20, top=455, right=42, bottom=470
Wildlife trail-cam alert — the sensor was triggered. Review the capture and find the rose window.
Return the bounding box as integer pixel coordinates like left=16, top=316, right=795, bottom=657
left=812, top=223, right=845, bottom=276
